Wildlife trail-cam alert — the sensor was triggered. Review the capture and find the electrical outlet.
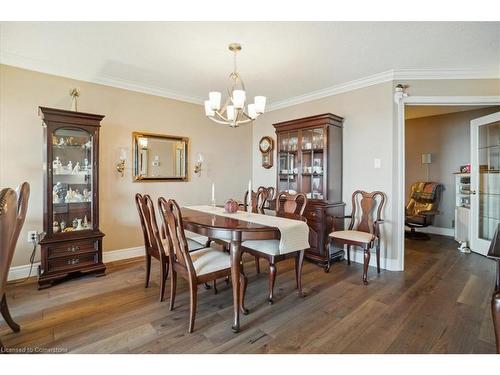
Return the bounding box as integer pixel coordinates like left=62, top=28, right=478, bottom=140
left=27, top=230, right=38, bottom=244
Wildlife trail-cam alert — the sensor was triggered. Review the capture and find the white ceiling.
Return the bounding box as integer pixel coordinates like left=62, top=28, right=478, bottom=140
left=1, top=22, right=499, bottom=109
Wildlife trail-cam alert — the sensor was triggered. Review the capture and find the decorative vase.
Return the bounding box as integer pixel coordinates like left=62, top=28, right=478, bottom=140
left=224, top=199, right=239, bottom=213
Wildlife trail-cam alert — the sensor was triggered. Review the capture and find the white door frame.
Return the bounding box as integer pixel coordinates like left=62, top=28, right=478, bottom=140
left=395, top=95, right=500, bottom=271
left=470, top=111, right=500, bottom=255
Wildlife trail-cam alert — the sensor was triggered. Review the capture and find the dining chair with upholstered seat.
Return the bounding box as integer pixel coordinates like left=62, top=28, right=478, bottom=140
left=329, top=190, right=385, bottom=284
left=243, top=191, right=308, bottom=303
left=135, top=193, right=207, bottom=302
left=158, top=198, right=248, bottom=333
left=0, top=182, right=30, bottom=351
left=258, top=186, right=275, bottom=209
left=243, top=187, right=268, bottom=213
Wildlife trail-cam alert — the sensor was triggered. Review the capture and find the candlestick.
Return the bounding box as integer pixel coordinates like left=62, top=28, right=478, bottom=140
left=211, top=183, right=216, bottom=209
left=248, top=179, right=252, bottom=212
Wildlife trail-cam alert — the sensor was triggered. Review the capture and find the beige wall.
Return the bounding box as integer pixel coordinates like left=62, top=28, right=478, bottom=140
left=0, top=64, right=252, bottom=267
left=405, top=106, right=500, bottom=229
left=253, top=82, right=396, bottom=264
left=254, top=79, right=500, bottom=268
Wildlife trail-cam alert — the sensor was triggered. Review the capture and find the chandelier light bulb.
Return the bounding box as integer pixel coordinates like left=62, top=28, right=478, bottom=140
left=209, top=91, right=221, bottom=111
left=204, top=100, right=215, bottom=117
left=248, top=104, right=257, bottom=119
left=232, top=90, right=246, bottom=109
left=254, top=96, right=266, bottom=114
left=227, top=105, right=235, bottom=121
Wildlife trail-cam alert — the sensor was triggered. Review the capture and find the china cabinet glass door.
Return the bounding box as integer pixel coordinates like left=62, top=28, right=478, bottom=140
left=301, top=127, right=325, bottom=200
left=278, top=131, right=299, bottom=193
left=50, top=127, right=94, bottom=235
left=471, top=111, right=500, bottom=255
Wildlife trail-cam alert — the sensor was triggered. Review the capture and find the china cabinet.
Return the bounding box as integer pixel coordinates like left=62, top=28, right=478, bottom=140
left=273, top=113, right=345, bottom=271
left=38, top=107, right=106, bottom=289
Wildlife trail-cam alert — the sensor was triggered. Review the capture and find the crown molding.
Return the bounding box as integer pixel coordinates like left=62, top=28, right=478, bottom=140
left=267, top=70, right=395, bottom=111
left=1, top=48, right=498, bottom=112
left=267, top=68, right=500, bottom=112
left=0, top=50, right=205, bottom=106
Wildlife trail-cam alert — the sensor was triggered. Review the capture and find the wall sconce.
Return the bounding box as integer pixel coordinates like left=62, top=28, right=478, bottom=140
left=194, top=153, right=203, bottom=177
left=116, top=148, right=127, bottom=177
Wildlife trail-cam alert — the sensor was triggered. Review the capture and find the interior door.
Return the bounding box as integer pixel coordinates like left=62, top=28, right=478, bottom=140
left=470, top=111, right=500, bottom=255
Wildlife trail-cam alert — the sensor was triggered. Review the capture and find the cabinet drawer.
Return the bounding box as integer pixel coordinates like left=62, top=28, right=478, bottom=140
left=48, top=252, right=98, bottom=272
left=48, top=239, right=97, bottom=259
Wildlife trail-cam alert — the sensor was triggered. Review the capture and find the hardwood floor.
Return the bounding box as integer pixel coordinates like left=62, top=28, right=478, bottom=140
left=1, top=234, right=497, bottom=353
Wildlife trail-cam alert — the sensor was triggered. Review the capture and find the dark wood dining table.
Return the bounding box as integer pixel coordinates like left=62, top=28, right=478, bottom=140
left=181, top=207, right=302, bottom=332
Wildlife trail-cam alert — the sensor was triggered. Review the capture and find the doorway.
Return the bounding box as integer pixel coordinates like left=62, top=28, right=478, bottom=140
left=395, top=96, right=500, bottom=271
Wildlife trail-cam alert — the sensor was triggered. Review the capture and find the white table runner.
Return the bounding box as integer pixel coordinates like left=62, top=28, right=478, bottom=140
left=186, top=205, right=310, bottom=255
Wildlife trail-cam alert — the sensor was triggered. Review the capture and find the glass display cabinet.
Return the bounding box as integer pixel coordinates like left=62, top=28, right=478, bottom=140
left=274, top=113, right=345, bottom=271
left=38, top=107, right=106, bottom=289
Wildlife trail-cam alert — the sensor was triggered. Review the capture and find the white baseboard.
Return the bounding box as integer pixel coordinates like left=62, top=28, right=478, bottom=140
left=8, top=246, right=146, bottom=282
left=102, top=246, right=144, bottom=263
left=7, top=262, right=40, bottom=281
left=416, top=226, right=454, bottom=237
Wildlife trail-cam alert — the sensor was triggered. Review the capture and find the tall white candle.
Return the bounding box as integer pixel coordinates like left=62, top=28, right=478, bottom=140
left=248, top=179, right=252, bottom=211
left=211, top=183, right=215, bottom=202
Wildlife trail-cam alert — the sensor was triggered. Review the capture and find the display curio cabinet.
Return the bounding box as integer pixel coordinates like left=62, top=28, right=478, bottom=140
left=274, top=113, right=345, bottom=271
left=38, top=107, right=106, bottom=289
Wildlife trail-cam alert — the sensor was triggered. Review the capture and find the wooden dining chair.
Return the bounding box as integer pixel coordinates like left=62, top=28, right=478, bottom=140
left=0, top=182, right=29, bottom=351
left=329, top=190, right=385, bottom=284
left=258, top=186, right=275, bottom=209
left=135, top=193, right=170, bottom=302
left=243, top=191, right=308, bottom=304
left=158, top=198, right=248, bottom=333
left=243, top=187, right=268, bottom=213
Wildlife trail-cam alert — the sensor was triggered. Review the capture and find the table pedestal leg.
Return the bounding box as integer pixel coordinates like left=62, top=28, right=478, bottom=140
left=230, top=237, right=242, bottom=333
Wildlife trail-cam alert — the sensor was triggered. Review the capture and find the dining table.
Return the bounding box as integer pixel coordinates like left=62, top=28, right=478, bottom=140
left=181, top=206, right=305, bottom=333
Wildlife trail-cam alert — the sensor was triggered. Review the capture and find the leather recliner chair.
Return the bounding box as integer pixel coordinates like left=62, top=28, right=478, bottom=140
left=405, top=181, right=443, bottom=240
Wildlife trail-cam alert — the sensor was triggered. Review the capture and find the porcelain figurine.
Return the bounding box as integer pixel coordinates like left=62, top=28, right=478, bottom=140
left=60, top=221, right=66, bottom=231
left=52, top=157, right=62, bottom=174
left=72, top=218, right=78, bottom=229
left=83, top=215, right=88, bottom=228
left=58, top=137, right=66, bottom=146
left=72, top=162, right=81, bottom=174
left=53, top=221, right=60, bottom=233
left=83, top=158, right=89, bottom=170
left=76, top=219, right=83, bottom=231
left=67, top=161, right=72, bottom=171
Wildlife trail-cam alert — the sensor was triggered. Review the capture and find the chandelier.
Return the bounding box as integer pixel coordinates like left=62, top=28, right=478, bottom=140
left=204, top=43, right=266, bottom=127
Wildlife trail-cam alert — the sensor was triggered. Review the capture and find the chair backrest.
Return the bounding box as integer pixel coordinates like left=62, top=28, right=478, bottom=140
left=158, top=198, right=196, bottom=278
left=406, top=182, right=443, bottom=220
left=258, top=186, right=275, bottom=208
left=244, top=188, right=268, bottom=213
left=13, top=182, right=30, bottom=250
left=348, top=190, right=386, bottom=235
left=0, top=188, right=18, bottom=296
left=135, top=193, right=166, bottom=261
left=277, top=191, right=308, bottom=216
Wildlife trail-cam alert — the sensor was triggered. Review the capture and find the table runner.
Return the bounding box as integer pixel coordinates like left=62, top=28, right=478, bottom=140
left=186, top=205, right=310, bottom=254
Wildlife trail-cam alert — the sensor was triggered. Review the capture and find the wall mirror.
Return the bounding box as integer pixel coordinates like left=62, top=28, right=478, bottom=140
left=132, top=132, right=189, bottom=181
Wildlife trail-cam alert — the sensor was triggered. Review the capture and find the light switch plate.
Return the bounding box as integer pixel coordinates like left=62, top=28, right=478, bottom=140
left=374, top=158, right=381, bottom=169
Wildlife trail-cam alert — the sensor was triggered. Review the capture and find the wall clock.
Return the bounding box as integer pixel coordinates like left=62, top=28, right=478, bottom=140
left=259, top=136, right=274, bottom=169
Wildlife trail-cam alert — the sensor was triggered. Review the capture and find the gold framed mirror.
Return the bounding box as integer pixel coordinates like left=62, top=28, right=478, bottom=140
left=132, top=132, right=189, bottom=182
